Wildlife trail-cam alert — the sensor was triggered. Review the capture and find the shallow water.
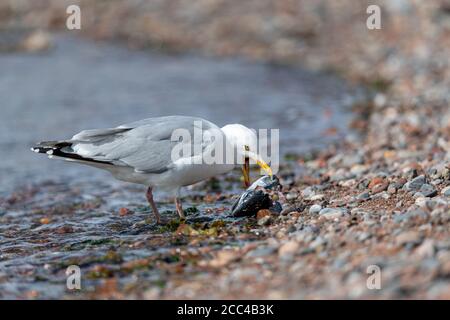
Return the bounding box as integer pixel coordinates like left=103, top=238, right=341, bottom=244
left=0, top=33, right=362, bottom=299
left=0, top=33, right=360, bottom=195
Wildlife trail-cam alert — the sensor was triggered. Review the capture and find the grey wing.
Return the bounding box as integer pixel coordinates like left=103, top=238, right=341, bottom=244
left=71, top=116, right=221, bottom=173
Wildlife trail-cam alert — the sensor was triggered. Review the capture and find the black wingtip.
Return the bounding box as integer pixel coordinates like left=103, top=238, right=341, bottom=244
left=31, top=142, right=113, bottom=166
left=31, top=146, right=49, bottom=154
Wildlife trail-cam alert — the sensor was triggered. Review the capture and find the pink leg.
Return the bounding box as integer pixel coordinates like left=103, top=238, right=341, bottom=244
left=146, top=187, right=161, bottom=224
left=175, top=197, right=185, bottom=219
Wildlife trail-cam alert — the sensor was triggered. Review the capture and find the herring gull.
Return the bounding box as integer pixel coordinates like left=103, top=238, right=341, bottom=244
left=31, top=116, right=272, bottom=223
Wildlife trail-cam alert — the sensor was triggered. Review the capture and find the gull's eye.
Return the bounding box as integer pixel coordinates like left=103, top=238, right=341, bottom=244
left=244, top=145, right=250, bottom=151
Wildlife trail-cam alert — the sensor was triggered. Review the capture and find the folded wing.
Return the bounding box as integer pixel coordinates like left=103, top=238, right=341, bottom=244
left=70, top=116, right=220, bottom=174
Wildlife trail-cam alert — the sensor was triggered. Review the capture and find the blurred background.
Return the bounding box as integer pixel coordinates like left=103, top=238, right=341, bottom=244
left=1, top=1, right=449, bottom=194
left=0, top=0, right=381, bottom=194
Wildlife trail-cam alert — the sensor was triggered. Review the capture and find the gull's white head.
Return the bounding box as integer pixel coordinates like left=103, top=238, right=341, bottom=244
left=221, top=124, right=257, bottom=157
left=221, top=124, right=272, bottom=187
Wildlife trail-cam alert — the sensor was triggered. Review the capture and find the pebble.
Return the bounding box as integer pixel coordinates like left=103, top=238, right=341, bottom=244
left=319, top=208, right=347, bottom=220
left=280, top=177, right=294, bottom=186
left=280, top=206, right=298, bottom=216
left=428, top=167, right=441, bottom=180
left=309, top=204, right=322, bottom=214
left=119, top=207, right=133, bottom=216
left=350, top=208, right=367, bottom=215
left=40, top=217, right=50, bottom=224
left=269, top=202, right=283, bottom=214
left=371, top=181, right=389, bottom=194
left=256, top=209, right=271, bottom=220
left=309, top=236, right=326, bottom=250
left=374, top=93, right=387, bottom=107
left=131, top=220, right=147, bottom=229
left=441, top=186, right=450, bottom=197
left=357, top=179, right=370, bottom=190
left=418, top=184, right=437, bottom=197
left=372, top=191, right=390, bottom=200
left=286, top=192, right=298, bottom=201
left=368, top=177, right=385, bottom=189
left=301, top=187, right=315, bottom=198
left=387, top=184, right=397, bottom=194
left=350, top=164, right=368, bottom=176
left=357, top=232, right=371, bottom=242
left=278, top=241, right=299, bottom=257
left=431, top=179, right=442, bottom=185
left=257, top=215, right=272, bottom=226
left=340, top=179, right=356, bottom=187
left=286, top=225, right=296, bottom=233
left=246, top=246, right=276, bottom=258
left=309, top=194, right=325, bottom=201
left=342, top=154, right=364, bottom=167
left=442, top=167, right=450, bottom=180
left=356, top=192, right=370, bottom=201
left=396, top=231, right=422, bottom=246
left=415, top=197, right=428, bottom=207
left=394, top=177, right=407, bottom=189
left=209, top=250, right=239, bottom=268
left=415, top=239, right=435, bottom=258
left=394, top=209, right=429, bottom=224
left=55, top=225, right=74, bottom=234
left=404, top=175, right=426, bottom=191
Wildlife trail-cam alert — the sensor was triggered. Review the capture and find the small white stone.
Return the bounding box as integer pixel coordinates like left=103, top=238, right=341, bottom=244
left=309, top=204, right=322, bottom=214
left=310, top=194, right=325, bottom=201
left=319, top=207, right=347, bottom=220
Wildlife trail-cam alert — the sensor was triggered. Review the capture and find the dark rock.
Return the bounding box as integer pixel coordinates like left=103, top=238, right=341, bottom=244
left=232, top=175, right=282, bottom=217
left=269, top=201, right=283, bottom=214
left=418, top=184, right=437, bottom=197
left=281, top=206, right=297, bottom=216
left=404, top=175, right=426, bottom=191
left=232, top=189, right=272, bottom=217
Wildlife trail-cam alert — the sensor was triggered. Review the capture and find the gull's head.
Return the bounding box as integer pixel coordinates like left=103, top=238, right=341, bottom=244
left=221, top=124, right=272, bottom=187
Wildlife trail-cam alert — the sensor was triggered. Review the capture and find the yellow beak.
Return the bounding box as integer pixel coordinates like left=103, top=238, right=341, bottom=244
left=255, top=158, right=273, bottom=177
left=246, top=151, right=273, bottom=178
